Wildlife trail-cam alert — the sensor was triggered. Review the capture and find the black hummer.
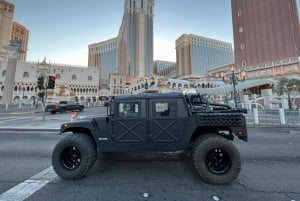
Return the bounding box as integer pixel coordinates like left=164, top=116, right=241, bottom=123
left=52, top=92, right=247, bottom=185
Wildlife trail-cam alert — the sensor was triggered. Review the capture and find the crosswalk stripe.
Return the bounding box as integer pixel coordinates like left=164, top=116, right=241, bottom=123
left=0, top=166, right=57, bottom=201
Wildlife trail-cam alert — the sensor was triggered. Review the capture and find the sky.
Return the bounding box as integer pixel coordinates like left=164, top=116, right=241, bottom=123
left=7, top=0, right=300, bottom=67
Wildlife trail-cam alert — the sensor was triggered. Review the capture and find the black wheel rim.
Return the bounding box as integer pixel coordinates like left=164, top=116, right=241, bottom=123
left=205, top=148, right=231, bottom=174
left=60, top=146, right=82, bottom=170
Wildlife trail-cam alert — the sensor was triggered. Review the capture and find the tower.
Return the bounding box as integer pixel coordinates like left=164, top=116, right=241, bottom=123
left=118, top=0, right=154, bottom=77
left=231, top=0, right=300, bottom=69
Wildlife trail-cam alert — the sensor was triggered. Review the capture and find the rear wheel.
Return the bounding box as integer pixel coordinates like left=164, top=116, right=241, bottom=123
left=192, top=134, right=241, bottom=185
left=52, top=133, right=97, bottom=179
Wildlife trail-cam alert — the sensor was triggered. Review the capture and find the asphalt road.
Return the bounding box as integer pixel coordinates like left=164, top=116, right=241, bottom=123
left=0, top=127, right=299, bottom=201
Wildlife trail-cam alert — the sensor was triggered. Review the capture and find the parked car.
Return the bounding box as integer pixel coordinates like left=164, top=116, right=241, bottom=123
left=45, top=100, right=84, bottom=114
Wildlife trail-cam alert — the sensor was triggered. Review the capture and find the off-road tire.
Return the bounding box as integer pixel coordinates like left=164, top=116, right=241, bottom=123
left=52, top=133, right=97, bottom=179
left=192, top=134, right=241, bottom=185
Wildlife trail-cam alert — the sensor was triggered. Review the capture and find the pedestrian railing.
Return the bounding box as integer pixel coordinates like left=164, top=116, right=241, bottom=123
left=245, top=109, right=300, bottom=126
left=0, top=101, right=106, bottom=112
left=1, top=102, right=300, bottom=126
left=0, top=102, right=42, bottom=111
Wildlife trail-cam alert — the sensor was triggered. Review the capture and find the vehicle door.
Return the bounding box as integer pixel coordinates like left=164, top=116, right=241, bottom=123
left=111, top=100, right=147, bottom=144
left=148, top=99, right=185, bottom=144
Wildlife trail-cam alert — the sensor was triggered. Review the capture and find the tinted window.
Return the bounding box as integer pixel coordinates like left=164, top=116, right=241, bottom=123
left=117, top=102, right=140, bottom=118
left=152, top=101, right=177, bottom=117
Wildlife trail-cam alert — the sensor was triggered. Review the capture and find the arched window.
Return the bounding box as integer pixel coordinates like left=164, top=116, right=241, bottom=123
left=240, top=43, right=245, bottom=50
left=88, top=76, right=92, bottom=81
left=2, top=70, right=6, bottom=77
left=237, top=9, right=242, bottom=16
left=72, top=75, right=77, bottom=80
left=23, top=72, right=29, bottom=78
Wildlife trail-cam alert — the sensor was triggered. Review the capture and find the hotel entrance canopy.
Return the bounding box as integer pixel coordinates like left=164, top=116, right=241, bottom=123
left=183, top=79, right=275, bottom=95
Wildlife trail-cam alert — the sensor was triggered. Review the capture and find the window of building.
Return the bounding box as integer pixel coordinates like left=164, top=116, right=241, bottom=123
left=242, top=61, right=247, bottom=67
left=237, top=9, right=242, bottom=16
left=114, top=78, right=116, bottom=84
left=239, top=26, right=243, bottom=32
left=117, top=102, right=140, bottom=118
left=23, top=72, right=29, bottom=78
left=72, top=75, right=77, bottom=80
left=2, top=70, right=6, bottom=77
left=240, top=43, right=245, bottom=50
left=56, top=74, right=61, bottom=79
left=88, top=76, right=92, bottom=81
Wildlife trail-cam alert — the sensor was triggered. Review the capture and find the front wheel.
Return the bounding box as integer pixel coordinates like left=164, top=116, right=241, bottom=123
left=192, top=134, right=241, bottom=185
left=52, top=133, right=97, bottom=179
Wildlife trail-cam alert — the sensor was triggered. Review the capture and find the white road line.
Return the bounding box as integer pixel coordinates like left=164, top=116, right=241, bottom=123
left=0, top=166, right=57, bottom=201
left=0, top=117, right=37, bottom=123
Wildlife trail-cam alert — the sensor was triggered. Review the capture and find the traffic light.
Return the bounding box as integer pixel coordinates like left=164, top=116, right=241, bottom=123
left=37, top=76, right=44, bottom=90
left=48, top=76, right=56, bottom=89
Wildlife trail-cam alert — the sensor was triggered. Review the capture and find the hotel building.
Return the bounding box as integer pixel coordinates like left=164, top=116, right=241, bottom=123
left=0, top=0, right=14, bottom=60
left=10, top=22, right=29, bottom=61
left=175, top=34, right=234, bottom=77
left=231, top=0, right=300, bottom=69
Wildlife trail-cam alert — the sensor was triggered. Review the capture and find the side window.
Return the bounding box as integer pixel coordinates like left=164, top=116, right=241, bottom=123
left=117, top=102, right=140, bottom=118
left=153, top=101, right=177, bottom=117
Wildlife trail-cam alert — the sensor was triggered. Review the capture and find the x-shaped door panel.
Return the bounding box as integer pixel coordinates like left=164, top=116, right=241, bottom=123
left=113, top=120, right=146, bottom=142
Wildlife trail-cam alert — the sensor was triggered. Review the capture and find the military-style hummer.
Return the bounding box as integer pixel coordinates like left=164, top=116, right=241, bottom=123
left=52, top=92, right=247, bottom=185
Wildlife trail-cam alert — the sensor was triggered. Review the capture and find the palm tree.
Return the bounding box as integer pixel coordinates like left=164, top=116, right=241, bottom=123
left=274, top=77, right=300, bottom=109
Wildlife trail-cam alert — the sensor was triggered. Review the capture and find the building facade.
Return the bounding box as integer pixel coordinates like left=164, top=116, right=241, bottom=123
left=10, top=21, right=29, bottom=61
left=153, top=60, right=176, bottom=77
left=231, top=0, right=300, bottom=69
left=88, top=37, right=118, bottom=76
left=0, top=0, right=14, bottom=61
left=0, top=60, right=100, bottom=103
left=120, top=0, right=154, bottom=77
left=88, top=0, right=154, bottom=78
left=175, top=34, right=234, bottom=77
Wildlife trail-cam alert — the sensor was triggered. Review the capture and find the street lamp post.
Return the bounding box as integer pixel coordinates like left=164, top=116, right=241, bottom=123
left=221, top=66, right=246, bottom=108
left=145, top=76, right=149, bottom=91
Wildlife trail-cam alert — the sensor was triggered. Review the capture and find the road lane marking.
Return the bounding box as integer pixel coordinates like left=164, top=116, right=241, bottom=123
left=0, top=117, right=34, bottom=122
left=0, top=166, right=57, bottom=201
